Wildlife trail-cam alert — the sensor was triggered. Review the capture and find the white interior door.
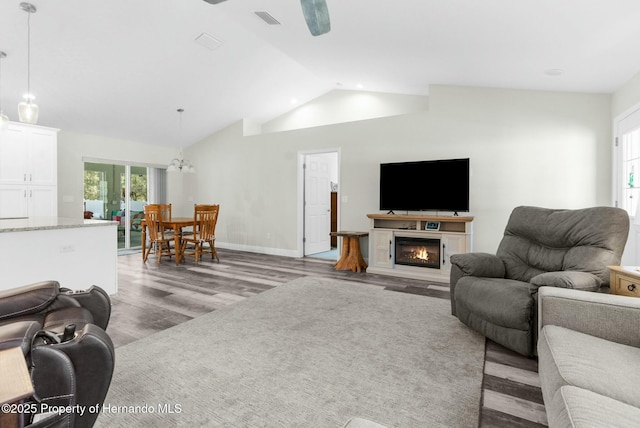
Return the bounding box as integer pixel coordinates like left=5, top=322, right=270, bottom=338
left=304, top=154, right=331, bottom=255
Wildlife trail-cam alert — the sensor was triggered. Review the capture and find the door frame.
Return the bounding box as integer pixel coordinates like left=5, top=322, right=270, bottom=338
left=613, top=101, right=640, bottom=265
left=296, top=148, right=341, bottom=258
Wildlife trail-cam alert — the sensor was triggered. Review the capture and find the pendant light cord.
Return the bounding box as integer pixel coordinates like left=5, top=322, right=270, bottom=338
left=26, top=8, right=31, bottom=97
left=0, top=53, right=4, bottom=111
left=178, top=108, right=184, bottom=160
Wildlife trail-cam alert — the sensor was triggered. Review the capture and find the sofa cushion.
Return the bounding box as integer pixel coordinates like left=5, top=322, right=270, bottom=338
left=538, top=325, right=640, bottom=409
left=548, top=386, right=640, bottom=428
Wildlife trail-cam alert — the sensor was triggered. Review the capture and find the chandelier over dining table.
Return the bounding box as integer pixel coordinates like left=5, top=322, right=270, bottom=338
left=167, top=108, right=195, bottom=173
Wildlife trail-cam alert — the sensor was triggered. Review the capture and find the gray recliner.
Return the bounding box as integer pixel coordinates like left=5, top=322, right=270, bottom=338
left=450, top=206, right=629, bottom=356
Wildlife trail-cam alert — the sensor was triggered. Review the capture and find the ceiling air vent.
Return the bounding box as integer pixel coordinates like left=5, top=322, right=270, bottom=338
left=254, top=10, right=281, bottom=25
left=194, top=32, right=223, bottom=51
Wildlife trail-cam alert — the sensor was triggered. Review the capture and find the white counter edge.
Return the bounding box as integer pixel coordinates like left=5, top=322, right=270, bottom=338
left=0, top=217, right=118, bottom=233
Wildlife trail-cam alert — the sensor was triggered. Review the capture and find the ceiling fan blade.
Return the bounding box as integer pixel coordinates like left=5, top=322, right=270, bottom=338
left=300, top=0, right=331, bottom=36
left=202, top=0, right=227, bottom=4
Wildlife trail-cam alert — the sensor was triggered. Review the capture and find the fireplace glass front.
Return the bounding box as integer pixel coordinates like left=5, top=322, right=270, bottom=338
left=395, top=237, right=441, bottom=269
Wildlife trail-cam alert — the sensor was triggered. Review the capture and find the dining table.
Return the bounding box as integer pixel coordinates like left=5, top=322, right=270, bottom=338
left=141, top=217, right=194, bottom=265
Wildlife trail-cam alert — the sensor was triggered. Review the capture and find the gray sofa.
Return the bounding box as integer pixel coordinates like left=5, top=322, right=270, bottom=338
left=450, top=206, right=629, bottom=356
left=537, top=286, right=640, bottom=427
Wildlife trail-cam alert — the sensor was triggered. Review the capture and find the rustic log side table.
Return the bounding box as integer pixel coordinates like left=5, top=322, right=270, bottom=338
left=331, top=231, right=369, bottom=273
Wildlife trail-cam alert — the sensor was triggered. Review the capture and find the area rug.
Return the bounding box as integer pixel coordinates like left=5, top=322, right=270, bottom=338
left=96, top=277, right=485, bottom=427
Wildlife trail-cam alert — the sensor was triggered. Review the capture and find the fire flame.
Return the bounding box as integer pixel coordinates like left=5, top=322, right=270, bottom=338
left=413, top=248, right=429, bottom=261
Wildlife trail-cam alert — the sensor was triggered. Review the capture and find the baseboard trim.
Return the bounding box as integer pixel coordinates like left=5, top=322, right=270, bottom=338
left=216, top=242, right=299, bottom=258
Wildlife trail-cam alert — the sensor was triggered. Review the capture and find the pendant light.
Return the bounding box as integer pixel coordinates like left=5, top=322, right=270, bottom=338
left=18, top=2, right=39, bottom=125
left=0, top=51, right=8, bottom=130
left=167, top=109, right=196, bottom=173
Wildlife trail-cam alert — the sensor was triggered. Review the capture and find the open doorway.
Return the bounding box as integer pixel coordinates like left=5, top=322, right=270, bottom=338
left=299, top=150, right=339, bottom=259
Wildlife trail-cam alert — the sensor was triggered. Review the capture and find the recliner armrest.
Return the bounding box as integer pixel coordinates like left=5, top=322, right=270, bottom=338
left=531, top=271, right=602, bottom=291
left=0, top=281, right=60, bottom=321
left=537, top=286, right=640, bottom=348
left=59, top=286, right=111, bottom=329
left=450, top=253, right=505, bottom=278
left=449, top=253, right=505, bottom=316
left=34, top=323, right=115, bottom=427
left=0, top=320, right=42, bottom=354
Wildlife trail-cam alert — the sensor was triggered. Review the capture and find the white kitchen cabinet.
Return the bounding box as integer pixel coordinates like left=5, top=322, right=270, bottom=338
left=0, top=185, right=29, bottom=218
left=0, top=122, right=58, bottom=217
left=0, top=185, right=57, bottom=218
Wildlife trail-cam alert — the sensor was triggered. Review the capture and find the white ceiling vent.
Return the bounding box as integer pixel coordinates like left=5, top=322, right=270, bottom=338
left=254, top=10, right=281, bottom=25
left=194, top=32, right=223, bottom=51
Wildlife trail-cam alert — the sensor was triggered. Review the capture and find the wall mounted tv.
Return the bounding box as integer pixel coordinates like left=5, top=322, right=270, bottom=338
left=379, top=158, right=470, bottom=214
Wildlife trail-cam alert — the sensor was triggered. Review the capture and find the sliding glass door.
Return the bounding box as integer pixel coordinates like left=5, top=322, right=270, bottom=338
left=84, top=162, right=149, bottom=250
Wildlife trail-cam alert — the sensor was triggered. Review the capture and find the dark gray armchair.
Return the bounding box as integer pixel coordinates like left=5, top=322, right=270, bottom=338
left=450, top=206, right=629, bottom=356
left=0, top=281, right=114, bottom=428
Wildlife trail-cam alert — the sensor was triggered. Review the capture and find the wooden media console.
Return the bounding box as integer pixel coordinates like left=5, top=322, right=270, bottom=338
left=366, top=213, right=474, bottom=282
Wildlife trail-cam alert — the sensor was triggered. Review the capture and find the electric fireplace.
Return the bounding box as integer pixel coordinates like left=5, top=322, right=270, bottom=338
left=395, top=236, right=441, bottom=269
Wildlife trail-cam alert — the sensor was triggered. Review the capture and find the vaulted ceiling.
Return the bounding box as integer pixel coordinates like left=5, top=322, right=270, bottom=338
left=1, top=0, right=639, bottom=148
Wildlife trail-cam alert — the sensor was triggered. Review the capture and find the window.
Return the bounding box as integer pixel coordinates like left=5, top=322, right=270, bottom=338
left=616, top=107, right=640, bottom=216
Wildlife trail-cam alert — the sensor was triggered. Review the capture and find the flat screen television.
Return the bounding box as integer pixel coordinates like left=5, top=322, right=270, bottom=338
left=379, top=158, right=470, bottom=213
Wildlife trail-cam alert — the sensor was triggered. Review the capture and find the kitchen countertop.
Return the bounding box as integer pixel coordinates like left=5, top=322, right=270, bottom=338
left=0, top=217, right=117, bottom=233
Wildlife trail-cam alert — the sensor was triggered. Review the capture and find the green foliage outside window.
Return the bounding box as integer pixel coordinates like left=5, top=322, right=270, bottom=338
left=129, top=172, right=147, bottom=201
left=84, top=170, right=102, bottom=200
left=84, top=166, right=147, bottom=202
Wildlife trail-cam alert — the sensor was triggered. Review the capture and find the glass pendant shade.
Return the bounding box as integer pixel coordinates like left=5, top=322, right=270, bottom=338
left=18, top=3, right=39, bottom=125
left=0, top=51, right=7, bottom=130
left=18, top=96, right=39, bottom=125
left=0, top=112, right=9, bottom=131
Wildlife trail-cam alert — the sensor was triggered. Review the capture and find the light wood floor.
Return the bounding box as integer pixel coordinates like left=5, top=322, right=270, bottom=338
left=109, top=248, right=547, bottom=427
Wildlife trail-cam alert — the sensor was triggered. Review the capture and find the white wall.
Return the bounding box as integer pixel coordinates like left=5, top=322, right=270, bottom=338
left=57, top=131, right=181, bottom=219
left=185, top=85, right=612, bottom=256
left=613, top=70, right=640, bottom=118
left=262, top=90, right=429, bottom=134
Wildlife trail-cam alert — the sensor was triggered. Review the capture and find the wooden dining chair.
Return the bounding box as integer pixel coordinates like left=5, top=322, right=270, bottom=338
left=180, top=205, right=219, bottom=265
left=145, top=203, right=174, bottom=232
left=143, top=204, right=175, bottom=264
left=195, top=204, right=219, bottom=261
left=180, top=203, right=216, bottom=236
left=159, top=203, right=172, bottom=222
